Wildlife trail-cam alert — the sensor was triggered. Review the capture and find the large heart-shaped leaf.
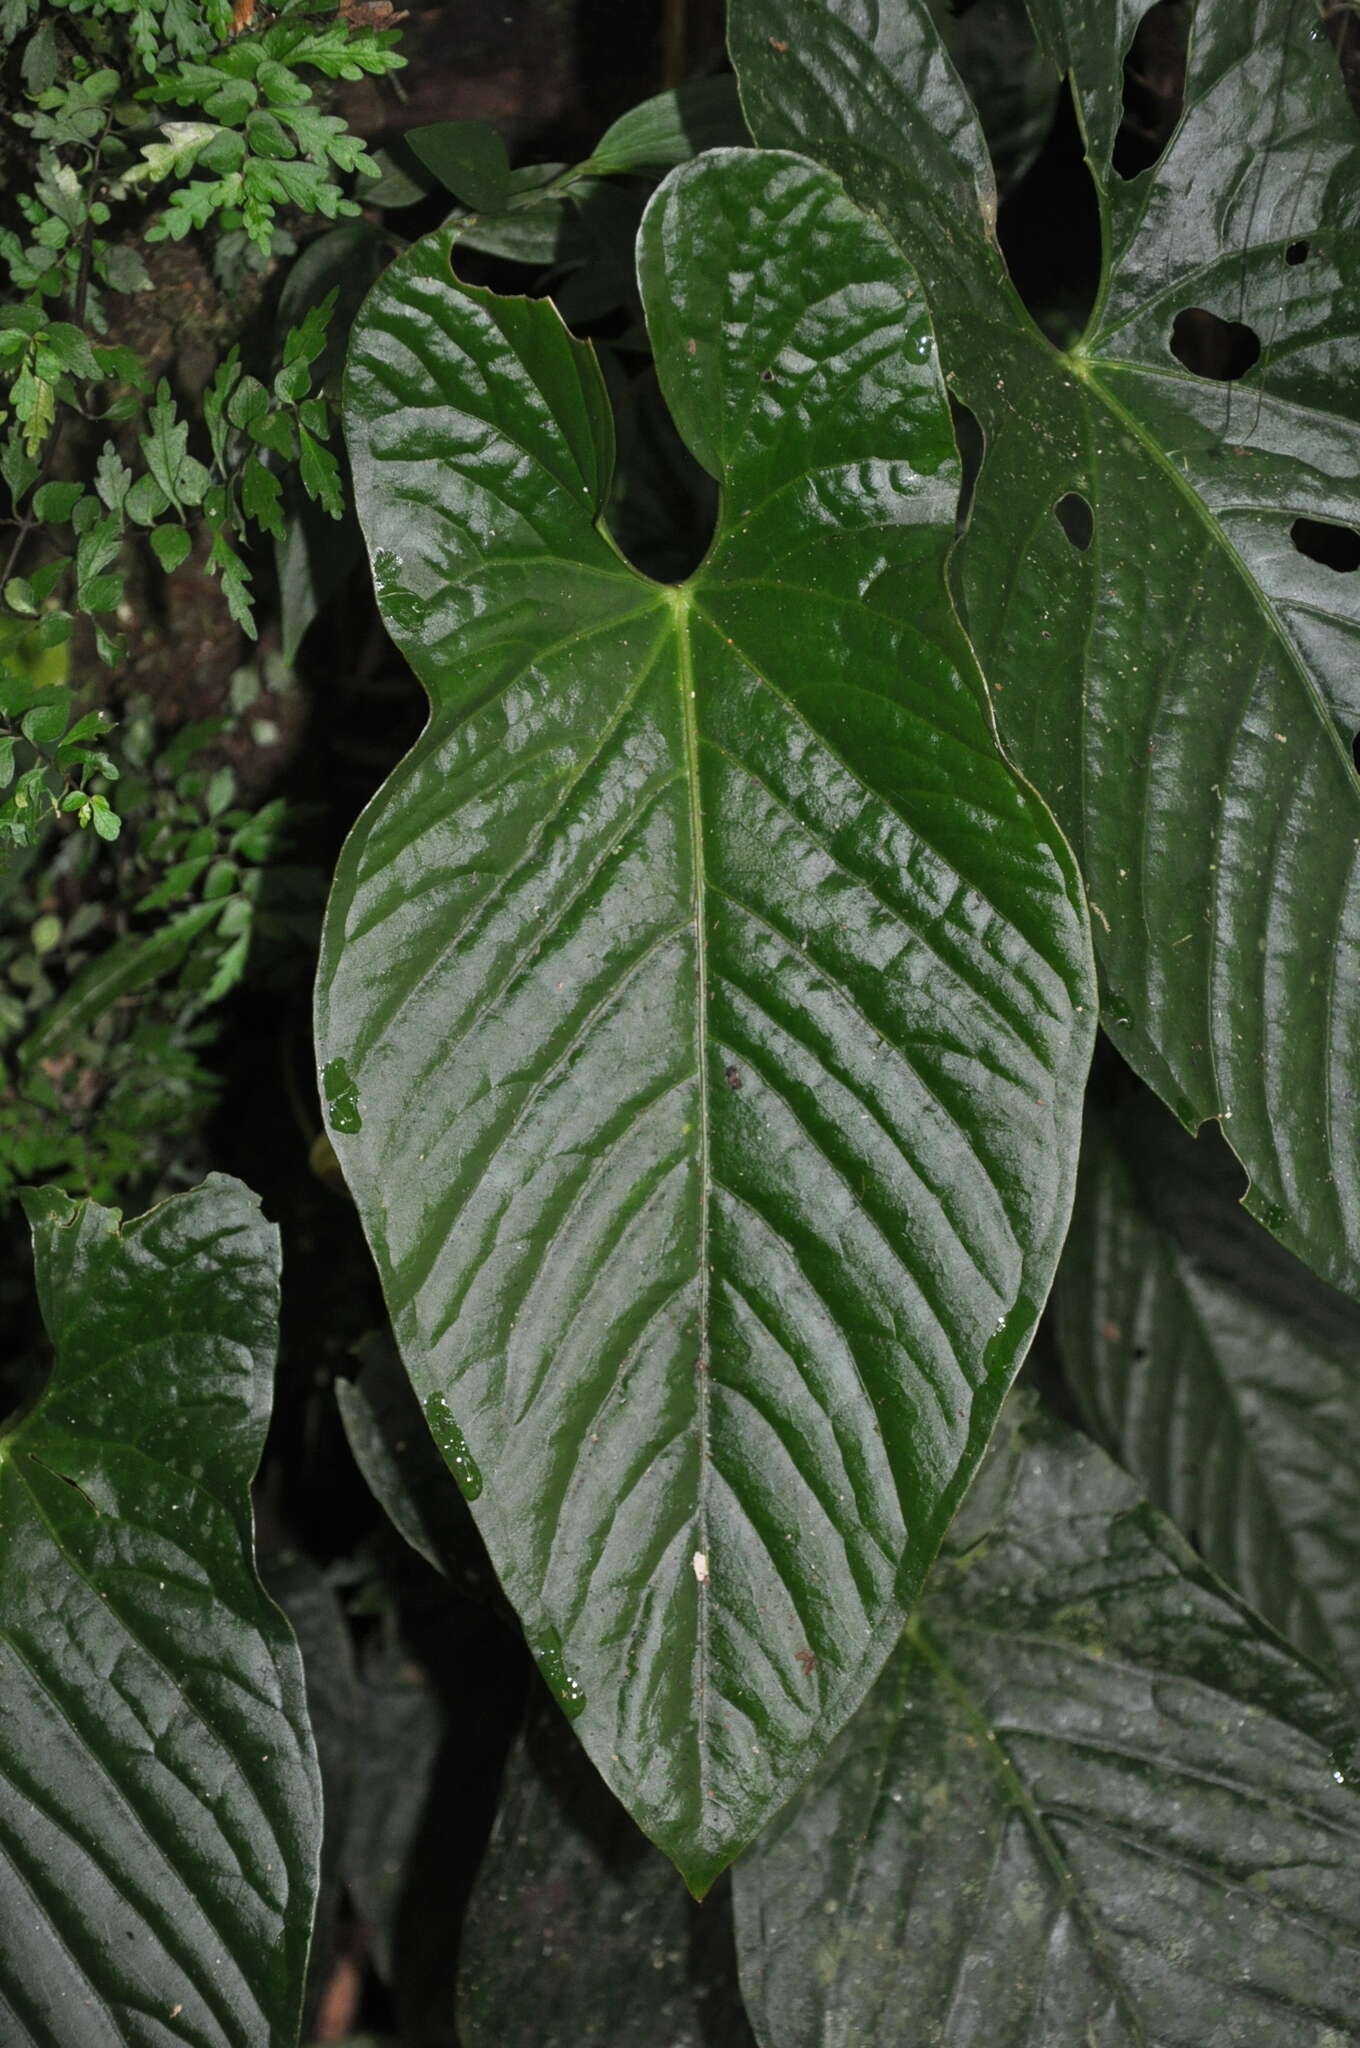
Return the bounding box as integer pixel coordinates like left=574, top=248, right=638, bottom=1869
left=1056, top=1090, right=1360, bottom=1694
left=0, top=1177, right=320, bottom=2048
left=733, top=1396, right=1360, bottom=2048
left=730, top=0, right=1360, bottom=1298
left=317, top=146, right=1094, bottom=1887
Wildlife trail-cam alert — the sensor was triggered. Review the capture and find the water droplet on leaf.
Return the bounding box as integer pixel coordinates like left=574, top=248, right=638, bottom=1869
left=422, top=1390, right=484, bottom=1500
left=531, top=1623, right=587, bottom=1719
left=321, top=1057, right=362, bottom=1134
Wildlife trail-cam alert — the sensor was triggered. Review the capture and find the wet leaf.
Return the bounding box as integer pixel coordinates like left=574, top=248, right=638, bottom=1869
left=734, top=1397, right=1360, bottom=2048
left=320, top=147, right=1094, bottom=1889
left=731, top=0, right=1360, bottom=1298
left=336, top=1331, right=496, bottom=1602
left=0, top=1178, right=320, bottom=2046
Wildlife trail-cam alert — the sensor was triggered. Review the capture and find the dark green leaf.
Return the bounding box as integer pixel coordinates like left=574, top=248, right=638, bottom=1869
left=250, top=408, right=296, bottom=462
left=21, top=16, right=56, bottom=91
left=320, top=148, right=1094, bottom=1888
left=260, top=1549, right=359, bottom=2039
left=0, top=306, right=46, bottom=339
left=22, top=899, right=224, bottom=1061
left=89, top=794, right=120, bottom=840
left=339, top=1612, right=524, bottom=2038
left=0, top=1178, right=321, bottom=2046
left=730, top=0, right=1360, bottom=1299
left=42, top=322, right=101, bottom=382
left=77, top=571, right=122, bottom=615
left=208, top=526, right=256, bottom=636
left=227, top=373, right=271, bottom=433
left=94, top=442, right=132, bottom=514
left=928, top=0, right=1058, bottom=195
left=57, top=710, right=109, bottom=751
left=276, top=223, right=384, bottom=386
left=297, top=423, right=342, bottom=517
left=453, top=181, right=581, bottom=266
left=124, top=471, right=171, bottom=526
left=274, top=488, right=363, bottom=665
left=407, top=119, right=511, bottom=212
left=0, top=431, right=40, bottom=502
left=150, top=523, right=193, bottom=573
left=282, top=287, right=336, bottom=372
left=734, top=1396, right=1360, bottom=2048
left=98, top=241, right=153, bottom=294
left=141, top=380, right=210, bottom=511
left=336, top=1331, right=492, bottom=1598
left=274, top=357, right=311, bottom=406
left=357, top=147, right=433, bottom=209
left=1055, top=1089, right=1360, bottom=1695
left=19, top=699, right=67, bottom=748
left=340, top=1639, right=447, bottom=1986
left=242, top=455, right=285, bottom=537
left=31, top=480, right=84, bottom=524
left=459, top=1692, right=755, bottom=2047
left=583, top=77, right=750, bottom=177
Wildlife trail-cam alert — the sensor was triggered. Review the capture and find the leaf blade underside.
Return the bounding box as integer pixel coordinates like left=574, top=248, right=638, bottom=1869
left=320, top=147, right=1094, bottom=1888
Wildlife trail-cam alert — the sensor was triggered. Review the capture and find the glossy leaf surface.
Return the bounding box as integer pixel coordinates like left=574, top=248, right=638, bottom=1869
left=731, top=0, right=1360, bottom=1297
left=582, top=77, right=750, bottom=177
left=336, top=1331, right=490, bottom=1594
left=407, top=120, right=511, bottom=214
left=458, top=1691, right=754, bottom=2048
left=734, top=1396, right=1360, bottom=2048
left=320, top=146, right=1094, bottom=1888
left=1056, top=1092, right=1360, bottom=1694
left=0, top=1178, right=320, bottom=2048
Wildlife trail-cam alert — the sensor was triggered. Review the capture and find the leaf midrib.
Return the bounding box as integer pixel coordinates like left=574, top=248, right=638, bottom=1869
left=1077, top=355, right=1358, bottom=794
left=909, top=1616, right=1152, bottom=2048
left=671, top=586, right=716, bottom=1829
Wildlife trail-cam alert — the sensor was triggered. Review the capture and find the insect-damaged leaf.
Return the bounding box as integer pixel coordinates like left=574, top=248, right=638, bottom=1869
left=733, top=1397, right=1360, bottom=2048
left=731, top=0, right=1360, bottom=1300
left=0, top=1177, right=320, bottom=2047
left=319, top=147, right=1094, bottom=1889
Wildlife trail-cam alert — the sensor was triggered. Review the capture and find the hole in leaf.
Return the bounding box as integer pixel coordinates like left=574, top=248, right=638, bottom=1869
left=1285, top=239, right=1310, bottom=265
left=603, top=360, right=716, bottom=583
left=1054, top=492, right=1093, bottom=550
left=997, top=82, right=1101, bottom=343
left=951, top=397, right=984, bottom=538
left=1291, top=517, right=1360, bottom=573
left=1169, top=308, right=1261, bottom=381
left=1113, top=0, right=1190, bottom=181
